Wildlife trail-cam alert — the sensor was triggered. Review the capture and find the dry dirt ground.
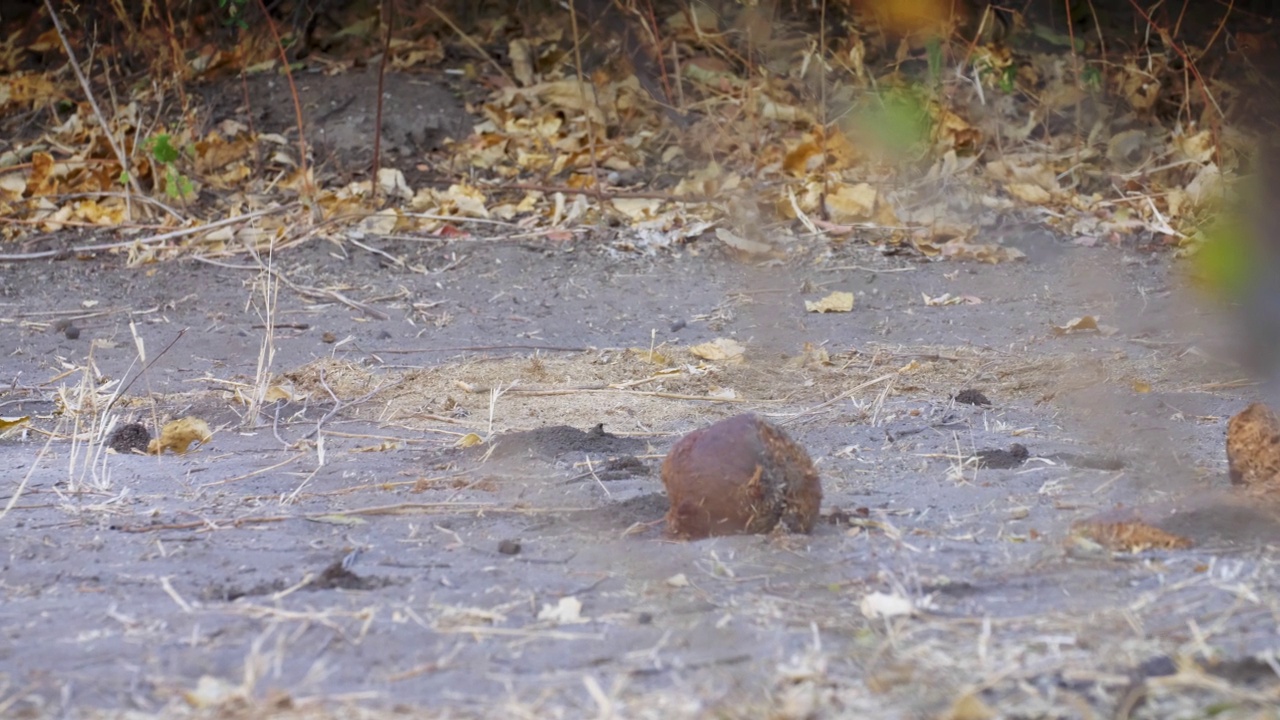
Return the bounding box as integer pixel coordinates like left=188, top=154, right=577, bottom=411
left=3, top=229, right=1280, bottom=719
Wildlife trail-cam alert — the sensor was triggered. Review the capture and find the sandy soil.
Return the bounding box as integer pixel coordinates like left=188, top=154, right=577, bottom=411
left=3, top=229, right=1279, bottom=719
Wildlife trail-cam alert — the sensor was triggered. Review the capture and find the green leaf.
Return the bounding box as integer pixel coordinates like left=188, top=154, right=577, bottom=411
left=148, top=134, right=180, bottom=164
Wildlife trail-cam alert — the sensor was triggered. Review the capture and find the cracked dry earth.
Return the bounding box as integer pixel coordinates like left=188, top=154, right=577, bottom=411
left=2, top=233, right=1280, bottom=719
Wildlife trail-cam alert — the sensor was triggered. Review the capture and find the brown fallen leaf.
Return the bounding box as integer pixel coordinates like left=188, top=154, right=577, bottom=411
left=1051, top=315, right=1118, bottom=336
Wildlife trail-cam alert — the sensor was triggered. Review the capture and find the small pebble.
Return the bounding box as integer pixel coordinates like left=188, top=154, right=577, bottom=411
left=497, top=539, right=521, bottom=555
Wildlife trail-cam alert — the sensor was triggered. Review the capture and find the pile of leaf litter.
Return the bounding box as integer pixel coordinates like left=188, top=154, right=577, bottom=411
left=0, top=0, right=1265, bottom=264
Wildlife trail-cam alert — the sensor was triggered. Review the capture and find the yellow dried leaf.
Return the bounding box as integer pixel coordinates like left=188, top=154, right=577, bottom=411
left=1119, top=60, right=1161, bottom=112
left=673, top=161, right=739, bottom=197
left=1174, top=129, right=1215, bottom=164
left=825, top=182, right=877, bottom=221
left=1051, top=316, right=1117, bottom=336
left=805, top=291, right=854, bottom=313
left=376, top=168, right=412, bottom=201
left=29, top=151, right=57, bottom=195
left=455, top=433, right=484, bottom=448
left=148, top=417, right=213, bottom=455
left=509, top=38, right=534, bottom=86
left=442, top=183, right=490, bottom=218
left=1, top=72, right=58, bottom=107
left=611, top=197, right=662, bottom=221
left=357, top=208, right=401, bottom=235
left=1004, top=182, right=1052, bottom=204
left=628, top=348, right=671, bottom=365
left=0, top=171, right=27, bottom=200
left=0, top=416, right=30, bottom=433
left=194, top=133, right=254, bottom=175
left=263, top=384, right=296, bottom=403
left=782, top=137, right=823, bottom=176
left=1052, top=316, right=1098, bottom=334
left=690, top=338, right=745, bottom=362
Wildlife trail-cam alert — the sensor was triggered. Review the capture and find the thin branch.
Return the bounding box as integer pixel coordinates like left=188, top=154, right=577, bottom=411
left=42, top=0, right=145, bottom=217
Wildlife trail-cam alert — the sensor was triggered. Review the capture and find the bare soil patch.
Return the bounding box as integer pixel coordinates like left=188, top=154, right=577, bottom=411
left=3, top=235, right=1279, bottom=719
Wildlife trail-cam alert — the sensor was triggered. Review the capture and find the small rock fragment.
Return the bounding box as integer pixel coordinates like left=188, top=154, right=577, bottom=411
left=497, top=539, right=521, bottom=555
left=660, top=413, right=822, bottom=539
left=1227, top=402, right=1280, bottom=489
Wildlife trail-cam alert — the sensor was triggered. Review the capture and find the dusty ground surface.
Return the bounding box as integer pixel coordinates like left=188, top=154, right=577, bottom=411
left=3, top=228, right=1280, bottom=719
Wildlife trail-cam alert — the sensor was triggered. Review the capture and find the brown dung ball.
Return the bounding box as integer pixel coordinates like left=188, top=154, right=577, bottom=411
left=661, top=413, right=822, bottom=539
left=107, top=422, right=151, bottom=455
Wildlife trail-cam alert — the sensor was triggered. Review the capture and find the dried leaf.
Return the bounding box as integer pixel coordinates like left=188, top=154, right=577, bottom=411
left=1050, top=315, right=1116, bottom=336
left=715, top=228, right=774, bottom=256
left=922, top=293, right=982, bottom=306
left=628, top=348, right=671, bottom=365
left=824, top=182, right=877, bottom=221
left=611, top=197, right=663, bottom=221
left=456, top=433, right=484, bottom=448
left=805, top=291, right=854, bottom=313
left=859, top=591, right=915, bottom=619
left=690, top=338, right=745, bottom=362
left=1005, top=182, right=1053, bottom=204
left=537, top=596, right=585, bottom=624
